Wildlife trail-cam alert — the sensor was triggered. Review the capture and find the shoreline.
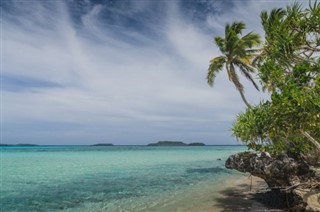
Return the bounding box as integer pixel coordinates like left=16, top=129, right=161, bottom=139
left=188, top=174, right=275, bottom=212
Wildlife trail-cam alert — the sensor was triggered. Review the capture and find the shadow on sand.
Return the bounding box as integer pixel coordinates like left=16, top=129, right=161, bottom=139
left=213, top=180, right=290, bottom=212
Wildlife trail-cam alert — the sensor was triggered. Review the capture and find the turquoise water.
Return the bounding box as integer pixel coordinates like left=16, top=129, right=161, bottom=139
left=1, top=146, right=245, bottom=211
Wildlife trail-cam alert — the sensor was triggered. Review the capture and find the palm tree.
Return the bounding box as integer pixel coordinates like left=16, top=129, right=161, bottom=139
left=207, top=22, right=261, bottom=108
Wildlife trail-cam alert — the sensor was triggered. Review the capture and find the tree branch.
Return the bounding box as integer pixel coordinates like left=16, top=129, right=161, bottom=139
left=301, top=130, right=320, bottom=152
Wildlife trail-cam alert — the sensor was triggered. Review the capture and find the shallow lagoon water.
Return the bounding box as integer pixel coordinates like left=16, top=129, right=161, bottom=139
left=1, top=146, right=245, bottom=211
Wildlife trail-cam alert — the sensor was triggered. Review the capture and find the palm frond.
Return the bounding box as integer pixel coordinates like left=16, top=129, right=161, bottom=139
left=231, top=22, right=246, bottom=35
left=240, top=32, right=261, bottom=48
left=207, top=56, right=226, bottom=86
left=214, top=37, right=226, bottom=53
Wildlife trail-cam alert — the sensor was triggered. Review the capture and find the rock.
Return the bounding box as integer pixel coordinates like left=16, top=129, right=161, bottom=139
left=293, top=188, right=309, bottom=210
left=225, top=151, right=320, bottom=210
left=260, top=151, right=271, bottom=158
left=225, top=152, right=304, bottom=188
left=310, top=167, right=320, bottom=180
left=306, top=192, right=320, bottom=211
left=293, top=189, right=320, bottom=211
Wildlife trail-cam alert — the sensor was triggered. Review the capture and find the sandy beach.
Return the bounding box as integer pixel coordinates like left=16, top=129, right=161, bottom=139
left=213, top=176, right=272, bottom=212
left=188, top=175, right=280, bottom=212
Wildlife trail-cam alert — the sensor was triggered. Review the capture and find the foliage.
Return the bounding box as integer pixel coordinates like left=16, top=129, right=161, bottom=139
left=229, top=1, right=320, bottom=154
left=232, top=61, right=320, bottom=154
left=257, top=1, right=320, bottom=92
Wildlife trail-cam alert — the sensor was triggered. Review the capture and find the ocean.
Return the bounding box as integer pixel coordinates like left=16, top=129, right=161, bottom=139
left=1, top=145, right=246, bottom=211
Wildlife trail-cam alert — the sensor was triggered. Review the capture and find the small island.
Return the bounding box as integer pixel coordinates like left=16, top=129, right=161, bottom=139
left=148, top=141, right=205, bottom=146
left=148, top=141, right=187, bottom=146
left=188, top=142, right=205, bottom=146
left=0, top=144, right=38, bottom=146
left=91, top=143, right=114, bottom=146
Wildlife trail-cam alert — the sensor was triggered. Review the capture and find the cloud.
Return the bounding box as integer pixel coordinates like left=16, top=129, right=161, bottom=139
left=3, top=0, right=305, bottom=145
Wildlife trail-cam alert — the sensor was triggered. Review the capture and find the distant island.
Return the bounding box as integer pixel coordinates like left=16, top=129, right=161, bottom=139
left=91, top=143, right=114, bottom=146
left=0, top=144, right=38, bottom=146
left=147, top=141, right=205, bottom=146
left=188, top=142, right=206, bottom=146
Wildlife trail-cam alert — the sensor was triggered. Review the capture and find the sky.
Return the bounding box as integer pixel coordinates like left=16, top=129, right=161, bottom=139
left=2, top=0, right=304, bottom=145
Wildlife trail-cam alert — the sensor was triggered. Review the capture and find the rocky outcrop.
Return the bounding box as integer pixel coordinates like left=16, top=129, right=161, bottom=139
left=294, top=189, right=320, bottom=211
left=225, top=151, right=320, bottom=211
left=225, top=152, right=312, bottom=188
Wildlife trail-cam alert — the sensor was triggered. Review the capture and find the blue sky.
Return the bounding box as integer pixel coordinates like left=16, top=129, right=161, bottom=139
left=2, top=0, right=300, bottom=145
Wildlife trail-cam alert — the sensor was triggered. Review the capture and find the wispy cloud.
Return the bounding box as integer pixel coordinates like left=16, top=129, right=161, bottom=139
left=3, top=0, right=306, bottom=145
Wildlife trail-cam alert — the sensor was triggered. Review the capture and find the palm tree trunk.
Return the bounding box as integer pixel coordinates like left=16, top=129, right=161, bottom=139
left=238, top=90, right=252, bottom=108
left=228, top=64, right=252, bottom=108
left=301, top=130, right=320, bottom=153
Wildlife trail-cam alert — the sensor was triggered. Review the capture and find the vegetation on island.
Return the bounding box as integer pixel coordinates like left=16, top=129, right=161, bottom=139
left=188, top=142, right=206, bottom=146
left=148, top=141, right=205, bottom=146
left=91, top=143, right=114, bottom=146
left=0, top=144, right=39, bottom=146
left=208, top=1, right=320, bottom=155
left=148, top=141, right=187, bottom=146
